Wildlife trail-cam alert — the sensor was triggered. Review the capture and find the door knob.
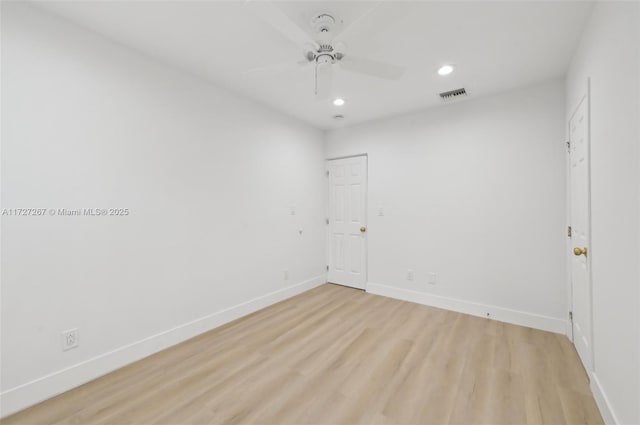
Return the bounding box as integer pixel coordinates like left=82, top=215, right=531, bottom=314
left=573, top=247, right=588, bottom=256
left=360, top=226, right=367, bottom=233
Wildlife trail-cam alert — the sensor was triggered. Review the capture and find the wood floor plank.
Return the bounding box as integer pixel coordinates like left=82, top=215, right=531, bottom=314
left=4, top=284, right=603, bottom=425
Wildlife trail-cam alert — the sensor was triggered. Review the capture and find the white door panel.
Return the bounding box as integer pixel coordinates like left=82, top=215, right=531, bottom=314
left=328, top=156, right=367, bottom=289
left=569, top=91, right=593, bottom=373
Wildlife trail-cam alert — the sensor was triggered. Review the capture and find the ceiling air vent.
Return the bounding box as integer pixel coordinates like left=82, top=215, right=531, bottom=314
left=439, top=88, right=468, bottom=101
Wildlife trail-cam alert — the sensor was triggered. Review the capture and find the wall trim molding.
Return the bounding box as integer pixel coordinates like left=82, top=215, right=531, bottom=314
left=0, top=275, right=327, bottom=418
left=591, top=372, right=619, bottom=425
left=366, top=282, right=567, bottom=334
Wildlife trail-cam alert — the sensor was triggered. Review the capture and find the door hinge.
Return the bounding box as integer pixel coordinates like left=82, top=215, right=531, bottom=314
left=326, top=170, right=329, bottom=177
left=569, top=311, right=573, bottom=321
left=325, top=218, right=329, bottom=225
left=326, top=265, right=329, bottom=271
left=566, top=141, right=570, bottom=152
left=568, top=226, right=572, bottom=237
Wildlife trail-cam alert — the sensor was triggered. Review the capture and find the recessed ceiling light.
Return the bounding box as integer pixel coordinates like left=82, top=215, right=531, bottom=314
left=333, top=98, right=345, bottom=106
left=437, top=65, right=454, bottom=76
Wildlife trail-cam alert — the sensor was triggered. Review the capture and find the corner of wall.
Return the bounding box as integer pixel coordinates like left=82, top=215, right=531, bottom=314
left=366, top=283, right=567, bottom=335
left=0, top=274, right=327, bottom=419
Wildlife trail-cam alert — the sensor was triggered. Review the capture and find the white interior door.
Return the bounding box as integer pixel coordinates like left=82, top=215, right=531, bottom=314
left=327, top=156, right=367, bottom=289
left=569, top=92, right=593, bottom=373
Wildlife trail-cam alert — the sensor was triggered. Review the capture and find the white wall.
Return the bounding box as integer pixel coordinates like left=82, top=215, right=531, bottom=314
left=3, top=1, right=637, bottom=422
left=0, top=2, right=326, bottom=416
left=566, top=2, right=640, bottom=424
left=325, top=81, right=567, bottom=332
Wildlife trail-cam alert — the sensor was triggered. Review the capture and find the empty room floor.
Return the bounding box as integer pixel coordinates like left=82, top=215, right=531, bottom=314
left=4, top=284, right=603, bottom=425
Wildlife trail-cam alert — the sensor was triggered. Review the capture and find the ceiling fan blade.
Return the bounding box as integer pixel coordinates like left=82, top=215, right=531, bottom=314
left=244, top=60, right=309, bottom=76
left=340, top=56, right=406, bottom=80
left=244, top=0, right=319, bottom=50
left=315, top=64, right=333, bottom=100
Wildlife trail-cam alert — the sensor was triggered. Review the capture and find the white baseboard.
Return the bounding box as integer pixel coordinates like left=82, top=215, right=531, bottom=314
left=590, top=372, right=619, bottom=425
left=366, top=282, right=567, bottom=334
left=0, top=275, right=326, bottom=418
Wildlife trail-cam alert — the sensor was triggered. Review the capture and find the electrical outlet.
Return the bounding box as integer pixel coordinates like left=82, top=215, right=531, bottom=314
left=407, top=269, right=414, bottom=281
left=428, top=272, right=438, bottom=285
left=378, top=207, right=384, bottom=216
left=289, top=206, right=296, bottom=216
left=283, top=269, right=289, bottom=280
left=61, top=328, right=79, bottom=351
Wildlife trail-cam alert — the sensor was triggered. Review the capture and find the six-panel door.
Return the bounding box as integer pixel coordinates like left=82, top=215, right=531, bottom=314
left=327, top=156, right=367, bottom=289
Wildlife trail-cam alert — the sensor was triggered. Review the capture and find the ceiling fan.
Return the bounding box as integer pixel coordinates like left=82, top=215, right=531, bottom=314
left=244, top=1, right=407, bottom=100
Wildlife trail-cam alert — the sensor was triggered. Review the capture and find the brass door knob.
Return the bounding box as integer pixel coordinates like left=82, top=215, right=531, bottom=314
left=573, top=247, right=588, bottom=256
left=360, top=226, right=367, bottom=233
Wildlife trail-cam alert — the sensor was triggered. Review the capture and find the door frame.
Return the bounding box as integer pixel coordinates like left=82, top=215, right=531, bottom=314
left=325, top=154, right=368, bottom=289
left=566, top=79, right=594, bottom=373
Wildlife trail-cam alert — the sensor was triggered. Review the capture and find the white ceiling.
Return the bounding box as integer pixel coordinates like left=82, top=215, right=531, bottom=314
left=35, top=1, right=593, bottom=130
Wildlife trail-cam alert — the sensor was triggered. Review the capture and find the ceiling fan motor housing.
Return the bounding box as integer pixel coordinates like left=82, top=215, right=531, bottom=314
left=312, top=44, right=342, bottom=65
left=316, top=54, right=334, bottom=66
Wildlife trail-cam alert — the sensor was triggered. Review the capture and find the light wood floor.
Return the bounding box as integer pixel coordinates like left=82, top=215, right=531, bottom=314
left=4, top=284, right=603, bottom=425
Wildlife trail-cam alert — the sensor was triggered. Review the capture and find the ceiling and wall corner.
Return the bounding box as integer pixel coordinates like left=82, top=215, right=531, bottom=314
left=34, top=0, right=594, bottom=129
left=325, top=79, right=568, bottom=331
